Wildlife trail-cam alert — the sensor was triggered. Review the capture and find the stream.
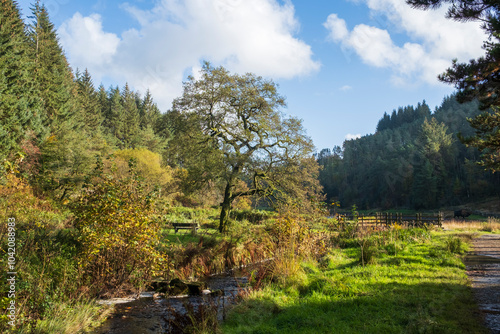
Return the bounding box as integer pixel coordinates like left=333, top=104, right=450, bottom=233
left=91, top=276, right=249, bottom=334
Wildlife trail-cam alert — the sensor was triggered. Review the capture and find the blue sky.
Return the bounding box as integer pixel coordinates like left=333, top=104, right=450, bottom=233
left=16, top=0, right=487, bottom=151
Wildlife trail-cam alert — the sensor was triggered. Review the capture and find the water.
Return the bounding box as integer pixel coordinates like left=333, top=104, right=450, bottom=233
left=92, top=276, right=249, bottom=334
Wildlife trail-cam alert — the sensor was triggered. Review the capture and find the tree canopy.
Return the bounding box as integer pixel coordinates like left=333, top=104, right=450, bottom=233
left=317, top=96, right=500, bottom=210
left=169, top=63, right=322, bottom=232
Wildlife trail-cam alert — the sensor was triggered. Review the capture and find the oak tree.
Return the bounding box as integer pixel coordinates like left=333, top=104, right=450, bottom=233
left=170, top=63, right=322, bottom=232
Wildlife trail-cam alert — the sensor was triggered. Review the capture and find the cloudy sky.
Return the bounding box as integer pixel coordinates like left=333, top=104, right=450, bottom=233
left=16, top=0, right=487, bottom=151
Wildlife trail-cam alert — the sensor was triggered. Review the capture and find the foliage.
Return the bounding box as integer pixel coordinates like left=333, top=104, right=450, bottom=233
left=317, top=96, right=500, bottom=209
left=460, top=109, right=500, bottom=172
left=114, top=148, right=176, bottom=197
left=0, top=0, right=45, bottom=176
left=72, top=158, right=167, bottom=295
left=0, top=175, right=89, bottom=332
left=407, top=0, right=500, bottom=171
left=169, top=62, right=323, bottom=232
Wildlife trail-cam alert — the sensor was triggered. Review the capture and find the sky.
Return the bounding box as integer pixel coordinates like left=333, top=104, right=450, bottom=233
left=15, top=0, right=488, bottom=151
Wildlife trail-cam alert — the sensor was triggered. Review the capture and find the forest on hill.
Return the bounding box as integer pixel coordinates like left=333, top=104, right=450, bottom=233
left=317, top=97, right=500, bottom=210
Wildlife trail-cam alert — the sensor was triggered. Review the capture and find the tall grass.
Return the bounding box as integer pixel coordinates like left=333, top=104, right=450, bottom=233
left=443, top=218, right=500, bottom=232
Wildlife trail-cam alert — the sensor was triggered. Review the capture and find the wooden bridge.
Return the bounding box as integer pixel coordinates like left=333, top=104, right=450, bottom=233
left=336, top=212, right=444, bottom=228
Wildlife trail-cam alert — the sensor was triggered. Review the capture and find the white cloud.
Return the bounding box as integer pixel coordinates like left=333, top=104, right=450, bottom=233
left=58, top=13, right=120, bottom=72
left=58, top=0, right=320, bottom=111
left=345, top=133, right=362, bottom=140
left=325, top=0, right=486, bottom=86
left=340, top=85, right=352, bottom=91
left=324, top=13, right=348, bottom=42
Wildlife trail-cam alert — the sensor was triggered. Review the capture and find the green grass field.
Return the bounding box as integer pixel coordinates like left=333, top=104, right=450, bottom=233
left=222, top=230, right=488, bottom=334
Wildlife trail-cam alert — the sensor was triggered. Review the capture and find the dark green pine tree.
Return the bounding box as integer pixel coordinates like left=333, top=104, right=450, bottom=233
left=138, top=89, right=168, bottom=153
left=28, top=2, right=80, bottom=133
left=407, top=0, right=500, bottom=171
left=27, top=3, right=93, bottom=198
left=139, top=89, right=161, bottom=130
left=0, top=0, right=45, bottom=174
left=104, top=86, right=125, bottom=147
left=121, top=83, right=140, bottom=148
left=75, top=68, right=103, bottom=133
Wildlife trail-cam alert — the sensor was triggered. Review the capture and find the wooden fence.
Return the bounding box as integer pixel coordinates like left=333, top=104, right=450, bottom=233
left=336, top=212, right=444, bottom=228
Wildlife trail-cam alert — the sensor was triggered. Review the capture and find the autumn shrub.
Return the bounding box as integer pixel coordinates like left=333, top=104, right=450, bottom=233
left=0, top=174, right=69, bottom=230
left=265, top=210, right=330, bottom=286
left=72, top=158, right=167, bottom=296
left=230, top=209, right=275, bottom=224
left=114, top=148, right=175, bottom=197
left=0, top=175, right=86, bottom=332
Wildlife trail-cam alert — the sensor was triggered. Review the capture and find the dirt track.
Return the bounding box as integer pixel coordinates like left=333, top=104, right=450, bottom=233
left=465, top=234, right=500, bottom=333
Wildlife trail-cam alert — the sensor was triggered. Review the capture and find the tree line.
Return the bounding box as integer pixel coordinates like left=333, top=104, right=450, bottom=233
left=317, top=97, right=500, bottom=210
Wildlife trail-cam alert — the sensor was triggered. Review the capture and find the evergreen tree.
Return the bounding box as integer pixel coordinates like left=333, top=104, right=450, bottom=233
left=27, top=2, right=80, bottom=133
left=407, top=0, right=500, bottom=171
left=0, top=0, right=45, bottom=173
left=139, top=89, right=161, bottom=130
left=75, top=68, right=102, bottom=133
left=319, top=96, right=500, bottom=209
left=121, top=83, right=140, bottom=148
left=105, top=86, right=124, bottom=146
left=27, top=3, right=93, bottom=198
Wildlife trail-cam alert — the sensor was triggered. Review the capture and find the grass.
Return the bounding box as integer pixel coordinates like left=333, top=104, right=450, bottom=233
left=221, top=229, right=488, bottom=334
left=442, top=218, right=500, bottom=232
left=25, top=299, right=112, bottom=334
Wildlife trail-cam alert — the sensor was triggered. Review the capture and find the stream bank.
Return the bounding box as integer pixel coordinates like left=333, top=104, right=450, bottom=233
left=91, top=276, right=249, bottom=334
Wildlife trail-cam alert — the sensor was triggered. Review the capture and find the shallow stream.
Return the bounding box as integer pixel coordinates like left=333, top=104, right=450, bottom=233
left=91, top=276, right=249, bottom=334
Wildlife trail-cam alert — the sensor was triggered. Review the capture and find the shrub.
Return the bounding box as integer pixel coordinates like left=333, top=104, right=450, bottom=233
left=445, top=236, right=465, bottom=254
left=72, top=158, right=167, bottom=295
left=359, top=238, right=378, bottom=266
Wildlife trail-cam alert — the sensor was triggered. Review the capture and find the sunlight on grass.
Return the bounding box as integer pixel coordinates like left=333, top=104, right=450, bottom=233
left=222, top=229, right=488, bottom=334
left=443, top=218, right=500, bottom=232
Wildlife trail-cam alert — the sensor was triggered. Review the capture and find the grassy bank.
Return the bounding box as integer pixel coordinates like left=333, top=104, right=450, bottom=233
left=222, top=228, right=488, bottom=333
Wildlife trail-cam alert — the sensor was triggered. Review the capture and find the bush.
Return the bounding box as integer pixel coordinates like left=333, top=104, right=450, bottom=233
left=72, top=158, right=167, bottom=295
left=230, top=209, right=275, bottom=224
left=445, top=236, right=465, bottom=254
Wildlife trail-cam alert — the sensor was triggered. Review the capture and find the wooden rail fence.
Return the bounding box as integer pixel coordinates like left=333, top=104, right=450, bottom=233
left=336, top=212, right=444, bottom=228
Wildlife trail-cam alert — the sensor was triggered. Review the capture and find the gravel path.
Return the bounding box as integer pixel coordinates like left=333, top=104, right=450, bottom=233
left=465, top=234, right=500, bottom=333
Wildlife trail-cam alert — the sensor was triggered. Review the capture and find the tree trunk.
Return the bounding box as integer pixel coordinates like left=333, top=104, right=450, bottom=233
left=219, top=182, right=234, bottom=233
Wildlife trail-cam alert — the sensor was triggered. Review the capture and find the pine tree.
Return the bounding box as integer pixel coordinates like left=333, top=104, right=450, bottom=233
left=105, top=86, right=124, bottom=146
left=121, top=83, right=140, bottom=148
left=0, top=0, right=45, bottom=173
left=407, top=0, right=500, bottom=171
left=28, top=2, right=80, bottom=132
left=76, top=68, right=102, bottom=133
left=27, top=3, right=92, bottom=197
left=139, top=89, right=161, bottom=130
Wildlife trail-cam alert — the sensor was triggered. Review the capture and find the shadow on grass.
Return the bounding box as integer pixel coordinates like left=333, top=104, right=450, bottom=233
left=222, top=281, right=488, bottom=334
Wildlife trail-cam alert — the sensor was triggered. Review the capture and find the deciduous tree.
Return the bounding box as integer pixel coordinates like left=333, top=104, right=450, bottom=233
left=170, top=63, right=322, bottom=232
